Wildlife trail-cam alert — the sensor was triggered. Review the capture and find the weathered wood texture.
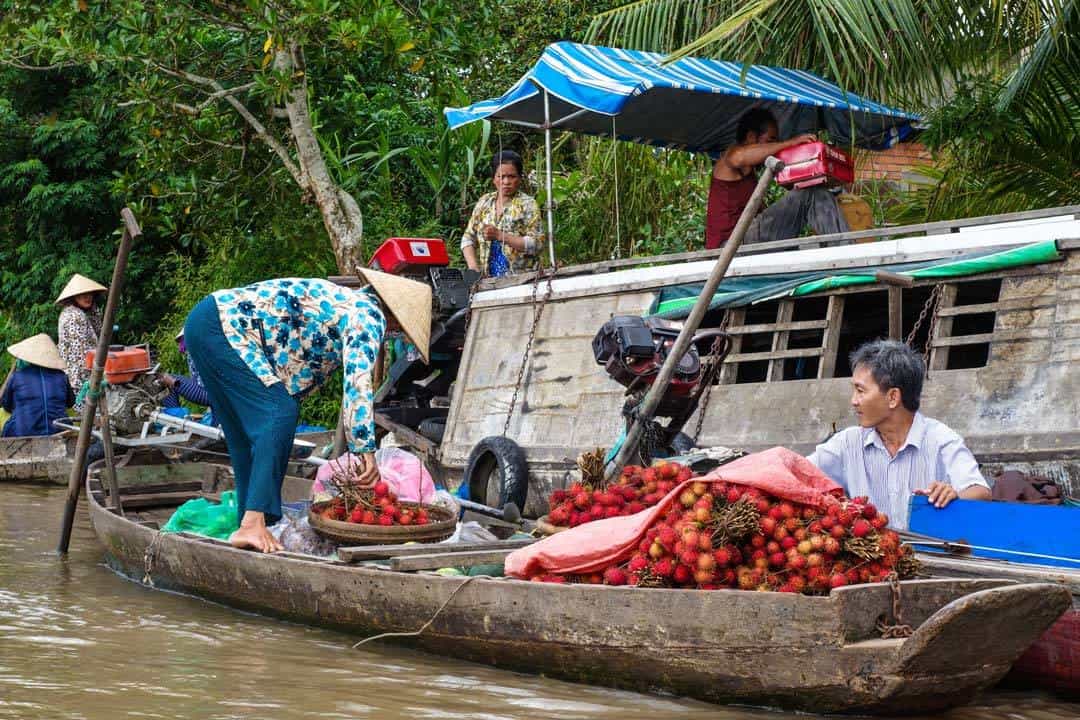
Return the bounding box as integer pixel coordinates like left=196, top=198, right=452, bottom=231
left=339, top=538, right=534, bottom=563
left=0, top=434, right=75, bottom=484
left=87, top=465, right=1073, bottom=716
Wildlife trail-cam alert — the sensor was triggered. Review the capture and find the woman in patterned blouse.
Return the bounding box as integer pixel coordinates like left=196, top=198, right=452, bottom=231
left=184, top=272, right=431, bottom=553
left=55, top=274, right=107, bottom=408
left=460, top=150, right=545, bottom=277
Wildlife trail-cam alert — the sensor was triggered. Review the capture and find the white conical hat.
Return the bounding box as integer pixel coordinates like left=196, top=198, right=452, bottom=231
left=7, top=333, right=66, bottom=370
left=55, top=273, right=107, bottom=305
left=355, top=268, right=432, bottom=364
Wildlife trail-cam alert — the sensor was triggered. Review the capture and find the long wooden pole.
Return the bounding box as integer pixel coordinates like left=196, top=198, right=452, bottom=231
left=57, top=208, right=141, bottom=554
left=604, top=157, right=784, bottom=481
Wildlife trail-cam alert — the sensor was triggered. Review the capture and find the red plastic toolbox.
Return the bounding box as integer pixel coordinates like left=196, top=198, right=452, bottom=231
left=774, top=141, right=854, bottom=189
left=368, top=238, right=449, bottom=274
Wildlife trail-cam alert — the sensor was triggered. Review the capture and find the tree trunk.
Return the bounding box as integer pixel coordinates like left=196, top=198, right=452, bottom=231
left=278, top=44, right=364, bottom=274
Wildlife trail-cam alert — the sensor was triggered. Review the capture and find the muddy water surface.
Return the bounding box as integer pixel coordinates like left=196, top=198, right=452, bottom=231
left=1, top=484, right=1077, bottom=720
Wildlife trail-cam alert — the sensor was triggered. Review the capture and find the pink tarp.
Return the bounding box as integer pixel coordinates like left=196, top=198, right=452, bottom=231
left=506, top=447, right=841, bottom=579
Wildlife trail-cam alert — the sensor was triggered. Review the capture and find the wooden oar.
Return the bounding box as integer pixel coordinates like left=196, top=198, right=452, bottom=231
left=57, top=208, right=141, bottom=555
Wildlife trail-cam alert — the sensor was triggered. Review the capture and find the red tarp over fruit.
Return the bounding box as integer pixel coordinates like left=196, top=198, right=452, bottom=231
left=506, top=447, right=841, bottom=579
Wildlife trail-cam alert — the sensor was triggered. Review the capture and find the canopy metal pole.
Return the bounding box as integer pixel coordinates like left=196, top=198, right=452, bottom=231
left=543, top=90, right=556, bottom=268
left=604, top=157, right=785, bottom=481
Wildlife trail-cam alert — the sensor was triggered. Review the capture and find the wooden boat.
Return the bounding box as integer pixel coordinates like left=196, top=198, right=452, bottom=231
left=0, top=431, right=76, bottom=484
left=86, top=455, right=1072, bottom=715
left=907, top=496, right=1080, bottom=695
left=331, top=206, right=1080, bottom=516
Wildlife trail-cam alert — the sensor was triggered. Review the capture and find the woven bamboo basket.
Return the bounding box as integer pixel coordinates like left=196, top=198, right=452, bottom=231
left=309, top=501, right=456, bottom=545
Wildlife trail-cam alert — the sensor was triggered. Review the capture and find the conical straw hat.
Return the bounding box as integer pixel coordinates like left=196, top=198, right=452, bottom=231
left=355, top=268, right=431, bottom=364
left=7, top=333, right=66, bottom=370
left=55, top=273, right=107, bottom=305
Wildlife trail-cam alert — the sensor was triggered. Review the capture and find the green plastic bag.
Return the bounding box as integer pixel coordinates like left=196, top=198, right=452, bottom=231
left=162, top=490, right=239, bottom=540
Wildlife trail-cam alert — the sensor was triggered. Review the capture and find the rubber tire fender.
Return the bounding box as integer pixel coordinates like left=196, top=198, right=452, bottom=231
left=463, top=435, right=529, bottom=510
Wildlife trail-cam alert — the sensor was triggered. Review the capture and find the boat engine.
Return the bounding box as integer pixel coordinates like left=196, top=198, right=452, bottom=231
left=592, top=315, right=732, bottom=459
left=84, top=345, right=171, bottom=434
left=368, top=238, right=482, bottom=438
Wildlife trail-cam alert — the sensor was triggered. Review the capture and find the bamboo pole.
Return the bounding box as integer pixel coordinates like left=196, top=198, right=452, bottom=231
left=604, top=157, right=784, bottom=481
left=57, top=208, right=141, bottom=554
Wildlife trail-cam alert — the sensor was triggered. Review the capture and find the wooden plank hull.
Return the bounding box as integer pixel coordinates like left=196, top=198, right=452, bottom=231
left=0, top=433, right=74, bottom=484
left=86, top=464, right=1073, bottom=715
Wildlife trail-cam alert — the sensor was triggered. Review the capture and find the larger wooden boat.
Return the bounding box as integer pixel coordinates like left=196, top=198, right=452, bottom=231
left=87, top=455, right=1071, bottom=715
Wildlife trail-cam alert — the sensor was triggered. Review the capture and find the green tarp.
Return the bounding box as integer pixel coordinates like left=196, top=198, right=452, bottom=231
left=651, top=240, right=1061, bottom=319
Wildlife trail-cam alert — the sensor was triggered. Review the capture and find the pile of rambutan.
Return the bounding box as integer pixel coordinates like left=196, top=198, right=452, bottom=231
left=531, top=476, right=919, bottom=593
left=545, top=460, right=693, bottom=528
left=317, top=480, right=432, bottom=527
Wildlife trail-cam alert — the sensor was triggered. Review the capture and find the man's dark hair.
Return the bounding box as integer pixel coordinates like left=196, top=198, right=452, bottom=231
left=491, top=150, right=524, bottom=177
left=736, top=108, right=778, bottom=143
left=849, top=339, right=925, bottom=412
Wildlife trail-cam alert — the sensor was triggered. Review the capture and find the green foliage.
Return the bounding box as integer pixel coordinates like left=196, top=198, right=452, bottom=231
left=588, top=0, right=1080, bottom=222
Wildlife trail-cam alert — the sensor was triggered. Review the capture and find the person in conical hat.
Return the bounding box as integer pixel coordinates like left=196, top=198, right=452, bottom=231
left=183, top=276, right=431, bottom=553
left=55, top=273, right=108, bottom=406
left=2, top=334, right=75, bottom=438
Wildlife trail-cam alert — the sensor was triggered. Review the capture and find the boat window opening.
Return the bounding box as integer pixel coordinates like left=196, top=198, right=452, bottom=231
left=937, top=278, right=1003, bottom=370
left=834, top=291, right=890, bottom=378
left=783, top=296, right=829, bottom=380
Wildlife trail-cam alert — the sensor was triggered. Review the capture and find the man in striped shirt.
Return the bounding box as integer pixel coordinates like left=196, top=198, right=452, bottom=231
left=808, top=339, right=991, bottom=530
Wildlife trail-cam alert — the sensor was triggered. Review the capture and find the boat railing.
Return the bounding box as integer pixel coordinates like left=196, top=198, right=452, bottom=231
left=475, top=204, right=1080, bottom=292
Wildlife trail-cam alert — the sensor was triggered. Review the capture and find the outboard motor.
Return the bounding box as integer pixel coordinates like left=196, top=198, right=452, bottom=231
left=592, top=316, right=708, bottom=417
left=83, top=345, right=171, bottom=434
left=593, top=315, right=732, bottom=461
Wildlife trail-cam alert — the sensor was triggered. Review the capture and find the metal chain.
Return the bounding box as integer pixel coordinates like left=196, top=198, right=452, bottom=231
left=142, top=531, right=165, bottom=586
left=502, top=266, right=555, bottom=437
left=904, top=284, right=943, bottom=367
left=876, top=572, right=914, bottom=639
left=692, top=312, right=731, bottom=443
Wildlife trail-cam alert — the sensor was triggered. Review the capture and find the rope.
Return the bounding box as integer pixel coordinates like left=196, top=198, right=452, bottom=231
left=352, top=575, right=484, bottom=648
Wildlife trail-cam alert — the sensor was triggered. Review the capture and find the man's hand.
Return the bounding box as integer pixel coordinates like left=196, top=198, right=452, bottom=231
left=157, top=373, right=177, bottom=390
left=482, top=224, right=500, bottom=241
left=787, top=132, right=818, bottom=147
left=915, top=481, right=958, bottom=508
left=355, top=452, right=380, bottom=487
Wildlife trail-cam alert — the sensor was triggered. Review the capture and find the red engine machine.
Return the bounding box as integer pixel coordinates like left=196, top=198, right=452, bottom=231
left=774, top=141, right=854, bottom=189
left=367, top=238, right=481, bottom=441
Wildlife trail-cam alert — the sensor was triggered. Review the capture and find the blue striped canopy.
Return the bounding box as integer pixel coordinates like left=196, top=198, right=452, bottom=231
left=445, top=42, right=919, bottom=152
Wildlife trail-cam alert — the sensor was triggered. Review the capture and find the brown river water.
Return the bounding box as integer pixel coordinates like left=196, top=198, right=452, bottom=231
left=1, top=483, right=1077, bottom=720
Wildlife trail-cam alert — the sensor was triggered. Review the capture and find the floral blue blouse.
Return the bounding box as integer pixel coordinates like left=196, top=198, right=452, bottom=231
left=212, top=278, right=385, bottom=453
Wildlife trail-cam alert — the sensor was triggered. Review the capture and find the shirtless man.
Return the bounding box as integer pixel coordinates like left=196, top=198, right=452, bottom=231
left=705, top=108, right=849, bottom=249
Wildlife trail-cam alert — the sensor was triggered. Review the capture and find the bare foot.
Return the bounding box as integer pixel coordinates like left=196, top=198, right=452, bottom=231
left=229, top=511, right=283, bottom=553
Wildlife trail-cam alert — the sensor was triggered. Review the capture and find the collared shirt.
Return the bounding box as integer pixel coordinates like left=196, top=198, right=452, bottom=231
left=460, top=191, right=545, bottom=276
left=807, top=412, right=989, bottom=530
left=212, top=278, right=385, bottom=454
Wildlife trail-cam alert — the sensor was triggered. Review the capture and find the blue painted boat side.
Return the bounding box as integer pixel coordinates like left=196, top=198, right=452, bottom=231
left=907, top=496, right=1080, bottom=569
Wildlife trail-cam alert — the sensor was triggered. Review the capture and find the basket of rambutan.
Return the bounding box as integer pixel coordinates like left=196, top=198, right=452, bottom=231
left=309, top=474, right=456, bottom=545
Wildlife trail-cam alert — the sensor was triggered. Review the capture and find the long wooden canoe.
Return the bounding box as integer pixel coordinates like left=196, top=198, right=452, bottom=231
left=0, top=432, right=76, bottom=484
left=86, top=457, right=1071, bottom=715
